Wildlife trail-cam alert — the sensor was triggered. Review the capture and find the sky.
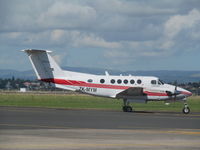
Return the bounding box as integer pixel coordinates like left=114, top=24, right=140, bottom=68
left=0, top=0, right=200, bottom=71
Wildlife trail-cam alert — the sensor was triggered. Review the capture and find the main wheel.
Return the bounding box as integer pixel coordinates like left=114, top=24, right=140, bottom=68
left=126, top=106, right=132, bottom=112
left=123, top=106, right=127, bottom=112
left=182, top=107, right=190, bottom=114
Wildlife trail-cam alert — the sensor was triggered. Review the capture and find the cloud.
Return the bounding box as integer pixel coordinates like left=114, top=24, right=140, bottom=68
left=37, top=1, right=96, bottom=30
left=92, top=0, right=176, bottom=16
left=157, top=8, right=200, bottom=54
left=52, top=54, right=66, bottom=65
left=50, top=30, right=122, bottom=49
left=164, top=9, right=200, bottom=39
left=72, top=33, right=121, bottom=49
left=0, top=0, right=200, bottom=70
left=51, top=29, right=65, bottom=41
left=103, top=9, right=200, bottom=64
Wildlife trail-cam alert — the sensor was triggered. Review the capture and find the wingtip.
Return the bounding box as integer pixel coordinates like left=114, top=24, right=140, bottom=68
left=21, top=49, right=52, bottom=53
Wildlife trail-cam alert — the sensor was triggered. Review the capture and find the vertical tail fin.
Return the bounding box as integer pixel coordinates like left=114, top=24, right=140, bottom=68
left=22, top=49, right=64, bottom=79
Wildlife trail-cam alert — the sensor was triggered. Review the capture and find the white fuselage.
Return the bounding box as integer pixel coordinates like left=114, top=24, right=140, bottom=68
left=41, top=71, right=192, bottom=102
left=23, top=49, right=192, bottom=103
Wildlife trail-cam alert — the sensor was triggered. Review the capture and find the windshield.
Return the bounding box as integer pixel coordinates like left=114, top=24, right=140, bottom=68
left=158, top=79, right=164, bottom=85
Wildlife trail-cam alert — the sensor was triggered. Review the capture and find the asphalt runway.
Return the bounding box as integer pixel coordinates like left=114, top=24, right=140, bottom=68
left=0, top=107, right=200, bottom=150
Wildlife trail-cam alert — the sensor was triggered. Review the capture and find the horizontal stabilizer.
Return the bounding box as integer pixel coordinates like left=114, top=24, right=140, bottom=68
left=21, top=49, right=52, bottom=53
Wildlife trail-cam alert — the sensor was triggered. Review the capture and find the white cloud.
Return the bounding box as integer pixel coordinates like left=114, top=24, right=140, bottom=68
left=72, top=33, right=121, bottom=49
left=0, top=29, right=121, bottom=49
left=6, top=32, right=21, bottom=38
left=156, top=8, right=200, bottom=54
left=164, top=9, right=200, bottom=39
left=93, top=0, right=176, bottom=16
left=52, top=54, right=66, bottom=65
left=1, top=1, right=200, bottom=70
left=159, top=40, right=174, bottom=50
left=104, top=49, right=133, bottom=65
left=0, top=32, right=21, bottom=39
left=51, top=29, right=65, bottom=41
left=37, top=1, right=96, bottom=29
left=105, top=49, right=129, bottom=58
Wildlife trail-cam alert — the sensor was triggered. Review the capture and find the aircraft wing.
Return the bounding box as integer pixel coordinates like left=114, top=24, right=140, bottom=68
left=116, top=87, right=147, bottom=99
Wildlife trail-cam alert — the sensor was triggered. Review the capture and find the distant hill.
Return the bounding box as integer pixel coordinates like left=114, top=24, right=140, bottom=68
left=0, top=69, right=35, bottom=79
left=63, top=67, right=200, bottom=82
left=1, top=67, right=200, bottom=83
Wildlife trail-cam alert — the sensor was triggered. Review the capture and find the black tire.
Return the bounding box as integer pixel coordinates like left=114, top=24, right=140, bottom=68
left=126, top=106, right=132, bottom=112
left=123, top=106, right=127, bottom=112
left=182, top=107, right=190, bottom=114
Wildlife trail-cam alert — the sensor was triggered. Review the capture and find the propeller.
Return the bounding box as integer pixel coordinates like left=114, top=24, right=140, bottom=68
left=174, top=85, right=177, bottom=100
left=166, top=81, right=181, bottom=100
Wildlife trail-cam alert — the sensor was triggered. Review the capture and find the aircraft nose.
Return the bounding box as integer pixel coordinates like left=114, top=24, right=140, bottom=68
left=180, top=89, right=192, bottom=97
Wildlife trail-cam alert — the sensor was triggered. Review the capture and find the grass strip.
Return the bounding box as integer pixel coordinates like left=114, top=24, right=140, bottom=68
left=0, top=93, right=200, bottom=112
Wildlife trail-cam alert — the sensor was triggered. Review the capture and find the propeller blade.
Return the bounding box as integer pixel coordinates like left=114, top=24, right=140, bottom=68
left=174, top=80, right=178, bottom=100
left=166, top=91, right=173, bottom=96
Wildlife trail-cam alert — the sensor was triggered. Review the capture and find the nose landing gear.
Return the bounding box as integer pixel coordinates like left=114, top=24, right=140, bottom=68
left=182, top=103, right=190, bottom=114
left=123, top=106, right=133, bottom=112
left=122, top=99, right=133, bottom=112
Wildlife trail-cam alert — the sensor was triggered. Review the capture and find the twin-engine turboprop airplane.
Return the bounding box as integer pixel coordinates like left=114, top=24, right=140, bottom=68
left=22, top=49, right=192, bottom=114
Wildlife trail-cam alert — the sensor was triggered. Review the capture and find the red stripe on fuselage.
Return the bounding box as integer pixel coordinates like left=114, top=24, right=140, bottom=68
left=40, top=78, right=168, bottom=96
left=181, top=91, right=192, bottom=96
left=41, top=78, right=73, bottom=85
left=143, top=91, right=168, bottom=96
left=40, top=78, right=129, bottom=89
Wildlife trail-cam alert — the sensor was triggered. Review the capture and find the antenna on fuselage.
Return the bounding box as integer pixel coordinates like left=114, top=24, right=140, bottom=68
left=105, top=71, right=109, bottom=76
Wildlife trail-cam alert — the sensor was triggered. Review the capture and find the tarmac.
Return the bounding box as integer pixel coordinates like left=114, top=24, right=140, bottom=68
left=0, top=106, right=200, bottom=150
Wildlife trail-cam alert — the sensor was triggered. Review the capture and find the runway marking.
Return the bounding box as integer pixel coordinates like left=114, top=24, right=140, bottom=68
left=0, top=142, right=200, bottom=149
left=0, top=108, right=51, bottom=113
left=0, top=123, right=72, bottom=129
left=1, top=123, right=200, bottom=136
left=136, top=113, right=200, bottom=120
left=167, top=130, right=200, bottom=135
left=1, top=107, right=200, bottom=117
left=117, top=127, right=200, bottom=135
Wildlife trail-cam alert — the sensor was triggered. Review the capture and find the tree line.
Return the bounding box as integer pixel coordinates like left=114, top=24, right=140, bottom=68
left=0, top=77, right=54, bottom=90
left=0, top=77, right=200, bottom=95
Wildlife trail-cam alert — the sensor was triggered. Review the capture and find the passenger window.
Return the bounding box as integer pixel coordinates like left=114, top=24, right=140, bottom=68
left=117, top=79, right=122, bottom=84
left=124, top=79, right=128, bottom=84
left=87, top=79, right=93, bottom=83
left=151, top=80, right=157, bottom=85
left=100, top=79, right=105, bottom=83
left=137, top=79, right=142, bottom=84
left=130, top=79, right=135, bottom=84
left=111, top=79, right=115, bottom=84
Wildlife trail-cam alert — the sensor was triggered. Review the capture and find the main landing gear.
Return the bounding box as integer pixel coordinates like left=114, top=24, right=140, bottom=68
left=122, top=99, right=133, bottom=112
left=182, top=103, right=190, bottom=114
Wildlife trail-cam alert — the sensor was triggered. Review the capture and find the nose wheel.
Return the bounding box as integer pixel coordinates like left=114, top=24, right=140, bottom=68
left=122, top=99, right=133, bottom=112
left=182, top=103, right=190, bottom=114
left=123, top=106, right=133, bottom=112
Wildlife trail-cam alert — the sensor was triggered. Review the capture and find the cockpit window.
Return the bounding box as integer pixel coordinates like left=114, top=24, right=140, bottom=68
left=151, top=80, right=157, bottom=85
left=158, top=79, right=164, bottom=85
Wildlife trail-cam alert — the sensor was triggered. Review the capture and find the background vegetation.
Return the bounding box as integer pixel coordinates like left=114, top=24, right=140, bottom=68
left=0, top=93, right=199, bottom=112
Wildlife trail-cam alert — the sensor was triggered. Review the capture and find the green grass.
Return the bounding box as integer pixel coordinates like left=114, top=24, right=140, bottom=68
left=0, top=93, right=200, bottom=112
